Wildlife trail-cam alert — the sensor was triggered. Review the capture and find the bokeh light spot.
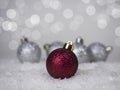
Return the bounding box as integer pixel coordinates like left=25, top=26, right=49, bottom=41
left=111, top=8, right=120, bottom=19
left=6, top=9, right=17, bottom=19
left=50, top=22, right=64, bottom=34
left=41, top=0, right=51, bottom=8
left=97, top=19, right=108, bottom=29
left=96, top=0, right=106, bottom=6
left=2, top=21, right=18, bottom=32
left=44, top=13, right=55, bottom=23
left=10, top=22, right=18, bottom=32
left=2, top=21, right=12, bottom=31
left=70, top=15, right=84, bottom=31
left=9, top=40, right=19, bottom=50
left=97, top=14, right=108, bottom=29
left=63, top=9, right=74, bottom=19
left=21, top=28, right=31, bottom=38
left=25, top=19, right=33, bottom=28
left=50, top=0, right=62, bottom=10
left=30, top=14, right=40, bottom=26
left=86, top=5, right=96, bottom=16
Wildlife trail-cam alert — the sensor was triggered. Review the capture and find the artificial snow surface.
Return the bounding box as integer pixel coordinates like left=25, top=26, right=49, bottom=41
left=0, top=60, right=120, bottom=90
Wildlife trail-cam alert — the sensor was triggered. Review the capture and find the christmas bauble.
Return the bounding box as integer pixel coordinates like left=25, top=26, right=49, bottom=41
left=87, top=42, right=112, bottom=62
left=44, top=41, right=64, bottom=55
left=73, top=36, right=90, bottom=63
left=17, top=37, right=41, bottom=63
left=46, top=41, right=78, bottom=79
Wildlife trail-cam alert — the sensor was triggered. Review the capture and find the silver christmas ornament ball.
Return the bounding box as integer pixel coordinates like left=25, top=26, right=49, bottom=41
left=44, top=41, right=64, bottom=56
left=73, top=36, right=90, bottom=63
left=17, top=37, right=41, bottom=63
left=87, top=42, right=112, bottom=62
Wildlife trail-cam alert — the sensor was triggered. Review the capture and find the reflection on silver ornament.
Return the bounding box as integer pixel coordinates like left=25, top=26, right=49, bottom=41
left=44, top=41, right=64, bottom=56
left=87, top=42, right=112, bottom=62
left=17, top=37, right=41, bottom=63
left=73, top=36, right=90, bottom=63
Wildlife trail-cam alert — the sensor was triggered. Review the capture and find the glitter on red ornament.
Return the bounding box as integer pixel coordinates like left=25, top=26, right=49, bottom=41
left=46, top=48, right=78, bottom=79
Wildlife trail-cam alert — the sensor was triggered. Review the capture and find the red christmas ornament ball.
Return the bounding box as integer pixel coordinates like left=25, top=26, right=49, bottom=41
left=46, top=41, right=78, bottom=79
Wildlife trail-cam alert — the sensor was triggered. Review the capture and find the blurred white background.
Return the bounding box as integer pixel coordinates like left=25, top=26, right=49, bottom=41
left=0, top=0, right=120, bottom=62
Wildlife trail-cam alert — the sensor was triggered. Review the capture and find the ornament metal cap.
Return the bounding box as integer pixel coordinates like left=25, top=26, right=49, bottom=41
left=76, top=36, right=84, bottom=45
left=44, top=44, right=50, bottom=51
left=63, top=41, right=74, bottom=51
left=21, top=37, right=28, bottom=43
left=106, top=46, right=113, bottom=53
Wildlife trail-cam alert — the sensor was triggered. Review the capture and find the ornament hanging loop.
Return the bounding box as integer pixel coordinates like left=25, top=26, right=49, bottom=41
left=63, top=41, right=74, bottom=51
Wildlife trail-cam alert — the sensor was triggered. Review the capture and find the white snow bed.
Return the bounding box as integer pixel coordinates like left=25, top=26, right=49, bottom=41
left=0, top=60, right=120, bottom=90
